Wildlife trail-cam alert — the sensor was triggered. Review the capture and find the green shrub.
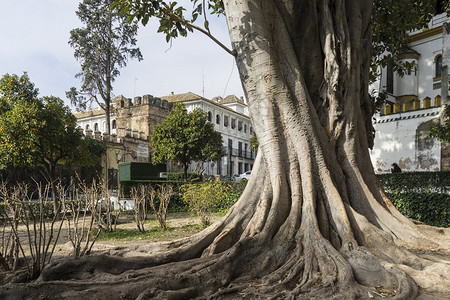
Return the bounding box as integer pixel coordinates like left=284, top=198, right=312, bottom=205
left=386, top=192, right=449, bottom=227
left=181, top=180, right=232, bottom=227
left=376, top=172, right=450, bottom=227
left=212, top=180, right=247, bottom=213
left=377, top=171, right=450, bottom=193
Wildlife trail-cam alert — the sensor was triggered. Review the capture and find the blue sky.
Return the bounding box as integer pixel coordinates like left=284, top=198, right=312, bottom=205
left=0, top=0, right=244, bottom=110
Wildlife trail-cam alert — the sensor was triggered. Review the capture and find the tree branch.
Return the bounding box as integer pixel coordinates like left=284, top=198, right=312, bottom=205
left=160, top=8, right=237, bottom=57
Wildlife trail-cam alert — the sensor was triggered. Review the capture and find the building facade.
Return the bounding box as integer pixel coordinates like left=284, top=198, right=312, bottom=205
left=74, top=92, right=254, bottom=177
left=370, top=11, right=450, bottom=173
left=160, top=93, right=255, bottom=176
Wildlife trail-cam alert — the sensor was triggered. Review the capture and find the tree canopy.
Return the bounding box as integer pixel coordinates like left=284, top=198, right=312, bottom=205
left=370, top=0, right=435, bottom=80
left=151, top=104, right=223, bottom=180
left=0, top=73, right=105, bottom=214
left=67, top=0, right=142, bottom=135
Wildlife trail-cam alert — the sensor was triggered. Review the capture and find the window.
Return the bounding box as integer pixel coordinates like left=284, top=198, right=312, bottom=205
left=435, top=54, right=442, bottom=78
left=231, top=118, right=236, bottom=129
left=250, top=126, right=253, bottom=135
left=216, top=114, right=220, bottom=125
left=94, top=123, right=99, bottom=131
left=244, top=143, right=248, bottom=158
left=238, top=142, right=242, bottom=157
left=207, top=111, right=212, bottom=122
left=224, top=116, right=229, bottom=127
left=386, top=65, right=393, bottom=94
left=244, top=124, right=247, bottom=133
left=228, top=139, right=233, bottom=150
left=238, top=121, right=242, bottom=131
left=112, top=119, right=117, bottom=129
left=85, top=124, right=90, bottom=131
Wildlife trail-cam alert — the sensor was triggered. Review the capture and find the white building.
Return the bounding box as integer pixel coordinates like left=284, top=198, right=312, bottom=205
left=75, top=92, right=255, bottom=177
left=75, top=107, right=117, bottom=137
left=160, top=92, right=255, bottom=176
left=370, top=9, right=450, bottom=173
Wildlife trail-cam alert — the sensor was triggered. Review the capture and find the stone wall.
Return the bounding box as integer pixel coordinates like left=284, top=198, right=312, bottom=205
left=114, top=94, right=172, bottom=141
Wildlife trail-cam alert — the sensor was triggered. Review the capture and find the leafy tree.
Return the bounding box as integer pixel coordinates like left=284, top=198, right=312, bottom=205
left=371, top=0, right=435, bottom=81
left=0, top=73, right=105, bottom=216
left=429, top=106, right=450, bottom=142
left=7, top=1, right=449, bottom=299
left=151, top=104, right=223, bottom=181
left=0, top=73, right=38, bottom=114
left=67, top=0, right=142, bottom=135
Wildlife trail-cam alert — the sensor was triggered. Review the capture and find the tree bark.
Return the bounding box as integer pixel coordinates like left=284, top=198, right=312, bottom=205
left=2, top=1, right=449, bottom=299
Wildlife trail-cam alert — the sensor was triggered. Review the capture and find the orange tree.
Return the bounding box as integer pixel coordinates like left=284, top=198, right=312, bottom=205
left=0, top=73, right=105, bottom=216
left=151, top=104, right=223, bottom=181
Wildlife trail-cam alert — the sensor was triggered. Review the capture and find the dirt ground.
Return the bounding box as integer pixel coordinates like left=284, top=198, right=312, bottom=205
left=3, top=213, right=449, bottom=299
left=47, top=212, right=223, bottom=258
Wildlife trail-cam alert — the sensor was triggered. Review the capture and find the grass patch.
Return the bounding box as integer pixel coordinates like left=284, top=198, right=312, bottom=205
left=98, top=223, right=203, bottom=242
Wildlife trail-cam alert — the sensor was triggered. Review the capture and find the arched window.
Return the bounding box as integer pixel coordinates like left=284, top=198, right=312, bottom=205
left=207, top=111, right=212, bottom=122
left=244, top=124, right=247, bottom=133
left=216, top=114, right=220, bottom=125
left=94, top=123, right=99, bottom=131
left=85, top=124, right=90, bottom=131
left=435, top=54, right=442, bottom=78
left=112, top=119, right=117, bottom=129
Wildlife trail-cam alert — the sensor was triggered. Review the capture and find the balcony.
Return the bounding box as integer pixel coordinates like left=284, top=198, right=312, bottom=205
left=223, top=147, right=254, bottom=159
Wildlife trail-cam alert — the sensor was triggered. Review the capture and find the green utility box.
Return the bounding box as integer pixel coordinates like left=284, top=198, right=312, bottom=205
left=119, top=162, right=166, bottom=182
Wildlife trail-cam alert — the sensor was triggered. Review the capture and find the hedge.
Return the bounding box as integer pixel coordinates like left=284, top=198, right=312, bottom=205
left=376, top=171, right=450, bottom=193
left=376, top=172, right=450, bottom=227
left=385, top=192, right=449, bottom=227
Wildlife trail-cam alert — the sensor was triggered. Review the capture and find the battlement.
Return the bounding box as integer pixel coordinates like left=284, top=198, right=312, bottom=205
left=113, top=94, right=173, bottom=110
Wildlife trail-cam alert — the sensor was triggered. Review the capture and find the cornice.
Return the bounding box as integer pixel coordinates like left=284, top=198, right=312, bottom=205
left=409, top=26, right=442, bottom=43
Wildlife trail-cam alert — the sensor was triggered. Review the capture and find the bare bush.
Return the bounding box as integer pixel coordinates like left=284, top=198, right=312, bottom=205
left=0, top=182, right=64, bottom=280
left=130, top=184, right=148, bottom=233
left=94, top=179, right=120, bottom=233
left=63, top=179, right=101, bottom=258
left=149, top=184, right=174, bottom=229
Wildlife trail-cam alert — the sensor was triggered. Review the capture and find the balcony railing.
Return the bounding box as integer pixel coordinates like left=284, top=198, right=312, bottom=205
left=223, top=147, right=254, bottom=159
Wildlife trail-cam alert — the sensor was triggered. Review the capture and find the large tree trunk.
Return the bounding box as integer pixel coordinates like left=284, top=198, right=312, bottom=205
left=2, top=1, right=449, bottom=299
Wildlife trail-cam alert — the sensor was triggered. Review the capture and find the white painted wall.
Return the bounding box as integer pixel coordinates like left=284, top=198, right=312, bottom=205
left=371, top=108, right=441, bottom=173
left=76, top=111, right=117, bottom=136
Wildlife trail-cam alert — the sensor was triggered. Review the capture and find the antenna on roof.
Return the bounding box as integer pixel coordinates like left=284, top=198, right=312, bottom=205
left=223, top=58, right=235, bottom=97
